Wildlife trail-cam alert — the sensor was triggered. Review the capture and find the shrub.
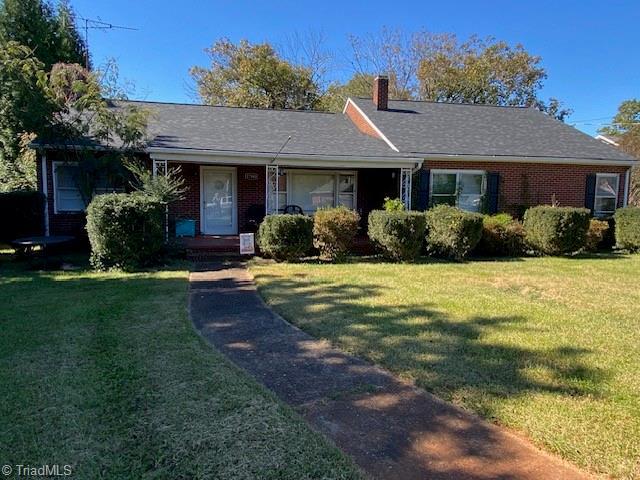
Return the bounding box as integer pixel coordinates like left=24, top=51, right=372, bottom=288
left=523, top=206, right=590, bottom=255
left=367, top=210, right=426, bottom=261
left=313, top=206, right=360, bottom=261
left=614, top=207, right=640, bottom=252
left=0, top=190, right=45, bottom=242
left=475, top=213, right=526, bottom=257
left=258, top=214, right=313, bottom=261
left=86, top=193, right=165, bottom=270
left=425, top=205, right=483, bottom=260
left=585, top=219, right=610, bottom=252
left=383, top=197, right=405, bottom=212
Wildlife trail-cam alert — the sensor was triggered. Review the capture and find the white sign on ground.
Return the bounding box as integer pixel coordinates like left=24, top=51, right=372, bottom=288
left=239, top=233, right=255, bottom=255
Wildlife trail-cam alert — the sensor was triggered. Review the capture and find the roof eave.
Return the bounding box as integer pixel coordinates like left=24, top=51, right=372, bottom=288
left=420, top=153, right=638, bottom=167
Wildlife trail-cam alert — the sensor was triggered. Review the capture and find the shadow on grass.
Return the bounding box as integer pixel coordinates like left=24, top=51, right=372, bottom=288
left=252, top=272, right=608, bottom=405
left=191, top=266, right=606, bottom=479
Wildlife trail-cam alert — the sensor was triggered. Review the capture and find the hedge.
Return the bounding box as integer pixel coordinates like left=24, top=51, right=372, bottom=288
left=523, top=206, right=590, bottom=255
left=425, top=205, right=483, bottom=260
left=258, top=214, right=313, bottom=261
left=313, top=206, right=360, bottom=261
left=0, top=190, right=45, bottom=242
left=614, top=206, right=640, bottom=252
left=86, top=193, right=165, bottom=270
left=367, top=210, right=426, bottom=261
left=475, top=213, right=526, bottom=257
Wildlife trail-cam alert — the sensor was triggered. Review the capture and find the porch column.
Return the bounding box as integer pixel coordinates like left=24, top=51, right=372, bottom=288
left=152, top=159, right=169, bottom=241
left=265, top=164, right=279, bottom=215
left=400, top=167, right=412, bottom=210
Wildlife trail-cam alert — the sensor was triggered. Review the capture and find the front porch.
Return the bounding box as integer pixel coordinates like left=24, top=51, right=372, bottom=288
left=159, top=159, right=417, bottom=239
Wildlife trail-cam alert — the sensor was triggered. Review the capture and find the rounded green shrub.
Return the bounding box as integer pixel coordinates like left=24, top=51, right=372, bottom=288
left=86, top=193, right=165, bottom=270
left=425, top=205, right=483, bottom=260
left=258, top=214, right=313, bottom=261
left=313, top=206, right=360, bottom=261
left=475, top=213, right=526, bottom=257
left=523, top=206, right=590, bottom=255
left=614, top=206, right=640, bottom=252
left=367, top=210, right=426, bottom=261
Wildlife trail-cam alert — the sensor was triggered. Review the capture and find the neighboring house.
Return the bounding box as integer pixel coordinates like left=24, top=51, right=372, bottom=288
left=34, top=76, right=637, bottom=241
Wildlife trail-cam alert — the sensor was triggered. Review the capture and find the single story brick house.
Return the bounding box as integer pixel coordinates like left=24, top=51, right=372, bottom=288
left=34, top=76, right=637, bottom=244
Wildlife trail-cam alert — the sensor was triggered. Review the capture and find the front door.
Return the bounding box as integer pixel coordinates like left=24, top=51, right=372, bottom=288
left=201, top=167, right=237, bottom=235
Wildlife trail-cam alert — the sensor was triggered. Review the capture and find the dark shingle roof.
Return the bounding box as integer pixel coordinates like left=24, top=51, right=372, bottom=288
left=130, top=100, right=406, bottom=159
left=352, top=98, right=636, bottom=162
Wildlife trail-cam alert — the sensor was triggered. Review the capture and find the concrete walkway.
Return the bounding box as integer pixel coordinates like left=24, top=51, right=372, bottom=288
left=189, top=262, right=589, bottom=480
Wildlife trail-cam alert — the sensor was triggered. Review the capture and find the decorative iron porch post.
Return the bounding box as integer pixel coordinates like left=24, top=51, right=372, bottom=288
left=400, top=167, right=412, bottom=210
left=266, top=164, right=279, bottom=215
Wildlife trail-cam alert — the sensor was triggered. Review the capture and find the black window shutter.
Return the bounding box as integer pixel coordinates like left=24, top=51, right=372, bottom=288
left=417, top=169, right=430, bottom=211
left=585, top=174, right=596, bottom=213
left=486, top=172, right=500, bottom=214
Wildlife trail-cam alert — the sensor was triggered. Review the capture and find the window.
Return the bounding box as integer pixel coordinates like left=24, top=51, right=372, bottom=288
left=430, top=170, right=486, bottom=212
left=53, top=162, right=126, bottom=213
left=285, top=171, right=356, bottom=214
left=53, top=163, right=84, bottom=212
left=594, top=173, right=619, bottom=216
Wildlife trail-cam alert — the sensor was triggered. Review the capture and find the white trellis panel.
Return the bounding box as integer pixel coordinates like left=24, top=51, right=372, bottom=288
left=152, top=159, right=167, bottom=176
left=265, top=164, right=279, bottom=215
left=400, top=167, right=412, bottom=210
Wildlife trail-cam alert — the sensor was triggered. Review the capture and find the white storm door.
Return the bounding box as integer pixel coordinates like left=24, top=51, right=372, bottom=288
left=201, top=167, right=237, bottom=235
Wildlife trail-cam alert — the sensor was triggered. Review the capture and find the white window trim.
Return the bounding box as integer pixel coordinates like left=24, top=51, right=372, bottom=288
left=52, top=161, right=84, bottom=214
left=594, top=173, right=620, bottom=216
left=429, top=169, right=487, bottom=211
left=283, top=169, right=357, bottom=213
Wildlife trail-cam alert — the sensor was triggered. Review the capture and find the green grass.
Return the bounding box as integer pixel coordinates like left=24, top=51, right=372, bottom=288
left=0, top=254, right=361, bottom=480
left=250, top=254, right=640, bottom=479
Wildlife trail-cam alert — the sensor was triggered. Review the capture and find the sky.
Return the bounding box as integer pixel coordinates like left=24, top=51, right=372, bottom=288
left=71, top=0, right=639, bottom=136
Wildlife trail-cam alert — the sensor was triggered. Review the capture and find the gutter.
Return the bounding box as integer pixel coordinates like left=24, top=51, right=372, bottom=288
left=419, top=153, right=639, bottom=167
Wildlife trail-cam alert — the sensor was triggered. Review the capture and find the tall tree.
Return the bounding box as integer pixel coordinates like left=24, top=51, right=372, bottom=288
left=347, top=28, right=571, bottom=120
left=0, top=42, right=54, bottom=191
left=190, top=39, right=321, bottom=110
left=0, top=0, right=88, bottom=190
left=0, top=0, right=86, bottom=69
left=600, top=100, right=640, bottom=205
left=54, top=0, right=87, bottom=67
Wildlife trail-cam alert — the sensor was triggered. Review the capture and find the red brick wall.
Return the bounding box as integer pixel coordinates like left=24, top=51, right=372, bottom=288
left=42, top=151, right=86, bottom=237
left=344, top=101, right=382, bottom=139
left=423, top=160, right=630, bottom=215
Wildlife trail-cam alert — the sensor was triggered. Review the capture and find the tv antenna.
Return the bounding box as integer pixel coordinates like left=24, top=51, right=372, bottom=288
left=78, top=16, right=138, bottom=68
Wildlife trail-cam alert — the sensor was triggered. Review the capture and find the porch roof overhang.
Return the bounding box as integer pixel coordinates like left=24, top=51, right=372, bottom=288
left=147, top=147, right=422, bottom=169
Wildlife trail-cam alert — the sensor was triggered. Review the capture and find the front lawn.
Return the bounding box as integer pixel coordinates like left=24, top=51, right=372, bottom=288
left=250, top=254, right=640, bottom=479
left=0, top=254, right=361, bottom=479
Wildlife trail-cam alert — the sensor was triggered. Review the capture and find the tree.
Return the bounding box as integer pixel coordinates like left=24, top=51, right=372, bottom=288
left=41, top=62, right=150, bottom=205
left=319, top=73, right=373, bottom=112
left=0, top=42, right=54, bottom=191
left=347, top=28, right=571, bottom=120
left=54, top=0, right=87, bottom=67
left=0, top=0, right=88, bottom=190
left=0, top=0, right=86, bottom=70
left=190, top=39, right=321, bottom=110
left=600, top=100, right=640, bottom=205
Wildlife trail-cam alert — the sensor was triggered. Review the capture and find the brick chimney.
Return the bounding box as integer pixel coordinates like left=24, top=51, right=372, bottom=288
left=373, top=75, right=389, bottom=110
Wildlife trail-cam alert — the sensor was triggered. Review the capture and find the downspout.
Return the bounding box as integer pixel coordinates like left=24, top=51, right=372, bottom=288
left=41, top=151, right=50, bottom=236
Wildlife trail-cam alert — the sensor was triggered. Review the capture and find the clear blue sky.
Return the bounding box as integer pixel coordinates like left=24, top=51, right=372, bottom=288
left=73, top=0, right=639, bottom=136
